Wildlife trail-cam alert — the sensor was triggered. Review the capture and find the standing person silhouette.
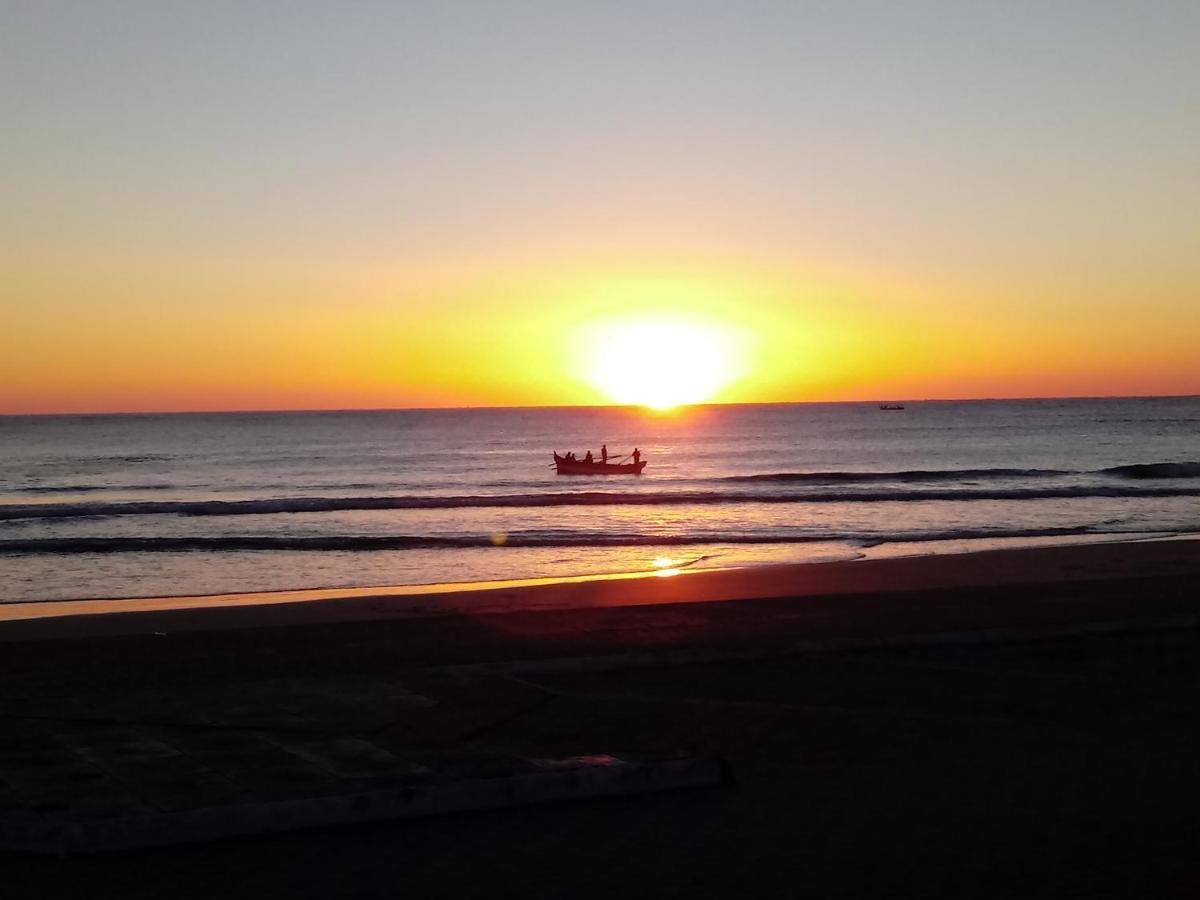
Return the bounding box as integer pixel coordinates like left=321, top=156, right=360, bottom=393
left=601, top=444, right=608, bottom=464
left=632, top=448, right=641, bottom=465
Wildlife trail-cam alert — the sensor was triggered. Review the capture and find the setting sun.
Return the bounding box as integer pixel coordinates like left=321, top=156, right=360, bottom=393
left=575, top=315, right=745, bottom=409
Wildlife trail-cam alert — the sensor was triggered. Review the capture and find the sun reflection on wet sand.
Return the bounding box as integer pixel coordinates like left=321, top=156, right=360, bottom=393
left=652, top=556, right=683, bottom=577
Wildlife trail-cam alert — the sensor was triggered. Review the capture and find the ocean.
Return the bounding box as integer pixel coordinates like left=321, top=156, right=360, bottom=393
left=2, top=397, right=1198, bottom=603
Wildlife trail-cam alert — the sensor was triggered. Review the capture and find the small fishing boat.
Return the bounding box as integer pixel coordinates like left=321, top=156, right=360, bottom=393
left=553, top=452, right=647, bottom=475
left=879, top=404, right=905, bottom=410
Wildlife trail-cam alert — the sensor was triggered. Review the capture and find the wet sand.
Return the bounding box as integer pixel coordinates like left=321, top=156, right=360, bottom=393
left=2, top=536, right=1199, bottom=642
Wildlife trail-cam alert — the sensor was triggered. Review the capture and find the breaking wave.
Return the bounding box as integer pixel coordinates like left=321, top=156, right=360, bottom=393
left=4, top=484, right=1200, bottom=521
left=1101, top=462, right=1200, bottom=479
left=0, top=524, right=1140, bottom=554
left=730, top=461, right=1200, bottom=483
left=723, top=467, right=1069, bottom=483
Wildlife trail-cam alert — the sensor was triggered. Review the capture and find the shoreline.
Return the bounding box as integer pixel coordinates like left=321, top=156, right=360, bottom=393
left=4, top=528, right=1191, bottom=612
left=2, top=534, right=1198, bottom=642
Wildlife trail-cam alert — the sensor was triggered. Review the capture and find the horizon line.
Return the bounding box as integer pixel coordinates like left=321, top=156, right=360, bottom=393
left=3, top=392, right=1199, bottom=418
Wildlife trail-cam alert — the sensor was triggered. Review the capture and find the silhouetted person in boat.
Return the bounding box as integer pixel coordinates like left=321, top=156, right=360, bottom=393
left=585, top=450, right=594, bottom=463
left=632, top=448, right=641, bottom=465
left=601, top=444, right=608, bottom=464
left=566, top=451, right=576, bottom=461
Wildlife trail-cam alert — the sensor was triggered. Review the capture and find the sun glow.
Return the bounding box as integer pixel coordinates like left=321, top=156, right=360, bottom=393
left=577, top=315, right=744, bottom=410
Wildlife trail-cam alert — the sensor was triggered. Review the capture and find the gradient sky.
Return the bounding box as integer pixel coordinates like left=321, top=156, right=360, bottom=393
left=3, top=1, right=1198, bottom=413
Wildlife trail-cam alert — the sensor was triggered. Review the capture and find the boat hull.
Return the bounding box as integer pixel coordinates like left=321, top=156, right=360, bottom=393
left=553, top=454, right=646, bottom=475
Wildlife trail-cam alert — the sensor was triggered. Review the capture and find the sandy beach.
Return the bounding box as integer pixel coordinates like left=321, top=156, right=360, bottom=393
left=6, top=536, right=1200, bottom=898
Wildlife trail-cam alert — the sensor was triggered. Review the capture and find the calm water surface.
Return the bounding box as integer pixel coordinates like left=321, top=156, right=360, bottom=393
left=2, top=398, right=1198, bottom=602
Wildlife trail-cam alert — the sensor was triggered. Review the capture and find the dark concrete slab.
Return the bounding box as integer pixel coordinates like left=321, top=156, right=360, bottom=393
left=0, top=669, right=726, bottom=854
left=1, top=736, right=726, bottom=854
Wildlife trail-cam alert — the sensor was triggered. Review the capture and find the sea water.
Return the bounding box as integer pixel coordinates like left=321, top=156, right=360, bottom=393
left=2, top=397, right=1198, bottom=602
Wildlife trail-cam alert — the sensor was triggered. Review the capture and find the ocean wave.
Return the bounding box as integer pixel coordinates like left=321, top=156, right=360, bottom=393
left=1100, top=462, right=1200, bottom=479
left=11, top=483, right=175, bottom=494
left=723, top=467, right=1069, bottom=483
left=729, top=460, right=1200, bottom=483
left=4, top=484, right=1200, bottom=520
left=0, top=525, right=1131, bottom=554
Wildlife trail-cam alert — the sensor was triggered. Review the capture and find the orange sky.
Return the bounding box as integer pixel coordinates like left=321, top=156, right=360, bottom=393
left=4, top=5, right=1199, bottom=414
left=5, top=252, right=1197, bottom=414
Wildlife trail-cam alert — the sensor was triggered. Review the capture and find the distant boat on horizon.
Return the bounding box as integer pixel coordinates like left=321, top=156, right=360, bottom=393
left=879, top=404, right=906, bottom=410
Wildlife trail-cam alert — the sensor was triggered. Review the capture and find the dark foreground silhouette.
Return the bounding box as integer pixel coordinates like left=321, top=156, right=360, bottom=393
left=5, top=540, right=1200, bottom=899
